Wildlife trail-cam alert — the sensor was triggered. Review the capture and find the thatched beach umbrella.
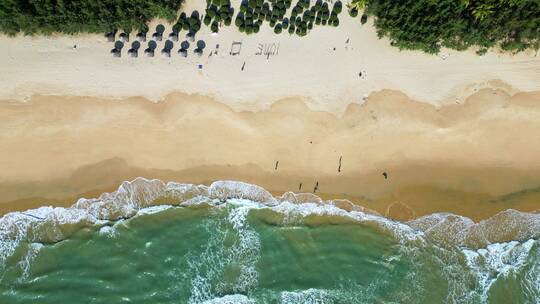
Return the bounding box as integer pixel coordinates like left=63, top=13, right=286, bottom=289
left=178, top=49, right=188, bottom=57
left=194, top=40, right=206, bottom=57
left=161, top=40, right=174, bottom=57
left=137, top=32, right=147, bottom=42
left=119, top=32, right=129, bottom=42
left=114, top=41, right=124, bottom=50
left=169, top=24, right=181, bottom=41
left=144, top=49, right=154, bottom=57
left=110, top=48, right=121, bottom=57
left=153, top=24, right=165, bottom=41
left=179, top=40, right=190, bottom=58
left=131, top=41, right=141, bottom=50
left=186, top=32, right=195, bottom=42
left=156, top=24, right=166, bottom=34
left=145, top=40, right=157, bottom=57
left=105, top=30, right=116, bottom=42
left=169, top=32, right=179, bottom=42
left=180, top=41, right=190, bottom=50
left=110, top=41, right=123, bottom=57
left=128, top=41, right=141, bottom=58
left=137, top=25, right=149, bottom=42
left=111, top=40, right=124, bottom=57
left=196, top=40, right=206, bottom=50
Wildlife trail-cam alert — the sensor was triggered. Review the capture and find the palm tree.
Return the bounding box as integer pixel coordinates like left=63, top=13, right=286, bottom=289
left=472, top=3, right=494, bottom=21
left=347, top=0, right=367, bottom=11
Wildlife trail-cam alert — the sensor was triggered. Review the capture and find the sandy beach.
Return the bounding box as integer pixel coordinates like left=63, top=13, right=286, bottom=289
left=1, top=89, right=540, bottom=221
left=1, top=2, right=540, bottom=114
left=1, top=0, right=540, bottom=221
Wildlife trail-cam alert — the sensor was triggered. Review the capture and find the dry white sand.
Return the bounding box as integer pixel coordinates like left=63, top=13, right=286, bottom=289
left=1, top=0, right=540, bottom=115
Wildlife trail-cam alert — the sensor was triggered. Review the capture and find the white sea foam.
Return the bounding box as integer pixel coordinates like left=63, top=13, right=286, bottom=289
left=208, top=181, right=277, bottom=205
left=408, top=213, right=475, bottom=246
left=201, top=294, right=254, bottom=304
left=98, top=225, right=115, bottom=236
left=409, top=209, right=540, bottom=248
left=463, top=239, right=537, bottom=303
left=270, top=201, right=423, bottom=244
left=227, top=203, right=261, bottom=293
left=137, top=205, right=173, bottom=215
left=17, top=242, right=43, bottom=282
left=280, top=288, right=331, bottom=304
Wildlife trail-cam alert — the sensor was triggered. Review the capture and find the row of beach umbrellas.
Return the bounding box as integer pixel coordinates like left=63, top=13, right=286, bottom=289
left=110, top=37, right=206, bottom=58
left=106, top=25, right=170, bottom=43
left=108, top=25, right=206, bottom=58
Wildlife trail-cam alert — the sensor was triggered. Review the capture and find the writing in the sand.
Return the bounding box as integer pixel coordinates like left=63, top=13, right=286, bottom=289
left=256, top=42, right=280, bottom=58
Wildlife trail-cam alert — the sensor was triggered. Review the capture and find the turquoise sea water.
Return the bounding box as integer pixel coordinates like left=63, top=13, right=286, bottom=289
left=1, top=179, right=539, bottom=303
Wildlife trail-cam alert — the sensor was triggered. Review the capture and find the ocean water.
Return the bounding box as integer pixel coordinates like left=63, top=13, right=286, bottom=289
left=1, top=178, right=539, bottom=303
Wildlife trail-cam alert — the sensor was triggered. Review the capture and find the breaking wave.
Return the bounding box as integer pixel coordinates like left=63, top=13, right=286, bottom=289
left=1, top=177, right=540, bottom=303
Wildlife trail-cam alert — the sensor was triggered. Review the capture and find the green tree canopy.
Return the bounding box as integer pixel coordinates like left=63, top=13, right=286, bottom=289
left=364, top=0, right=540, bottom=54
left=0, top=0, right=184, bottom=35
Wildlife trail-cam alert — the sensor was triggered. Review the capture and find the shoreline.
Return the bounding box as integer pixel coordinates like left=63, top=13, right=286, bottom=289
left=3, top=166, right=540, bottom=222
left=1, top=88, right=540, bottom=221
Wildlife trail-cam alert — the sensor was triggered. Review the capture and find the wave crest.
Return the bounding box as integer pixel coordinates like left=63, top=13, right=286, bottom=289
left=208, top=181, right=276, bottom=205
left=409, top=209, right=540, bottom=248
left=1, top=176, right=540, bottom=271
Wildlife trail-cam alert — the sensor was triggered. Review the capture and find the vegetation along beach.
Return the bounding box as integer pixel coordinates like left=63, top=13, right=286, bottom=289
left=1, top=0, right=540, bottom=303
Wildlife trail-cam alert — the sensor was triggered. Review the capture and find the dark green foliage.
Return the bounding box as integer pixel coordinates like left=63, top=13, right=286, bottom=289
left=285, top=0, right=292, bottom=9
left=332, top=1, right=342, bottom=14
left=364, top=0, right=540, bottom=54
left=207, top=6, right=217, bottom=18
left=204, top=15, right=212, bottom=26
left=0, top=0, right=185, bottom=35
left=288, top=24, right=295, bottom=34
left=211, top=21, right=219, bottom=33
left=282, top=17, right=289, bottom=29
left=274, top=23, right=283, bottom=33
left=187, top=13, right=201, bottom=33
left=202, top=0, right=234, bottom=33
left=240, top=3, right=248, bottom=13
left=349, top=8, right=359, bottom=18
left=360, top=13, right=367, bottom=25
left=314, top=0, right=322, bottom=10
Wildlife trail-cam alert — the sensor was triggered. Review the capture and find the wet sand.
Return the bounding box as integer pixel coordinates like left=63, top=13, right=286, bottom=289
left=1, top=89, right=540, bottom=221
